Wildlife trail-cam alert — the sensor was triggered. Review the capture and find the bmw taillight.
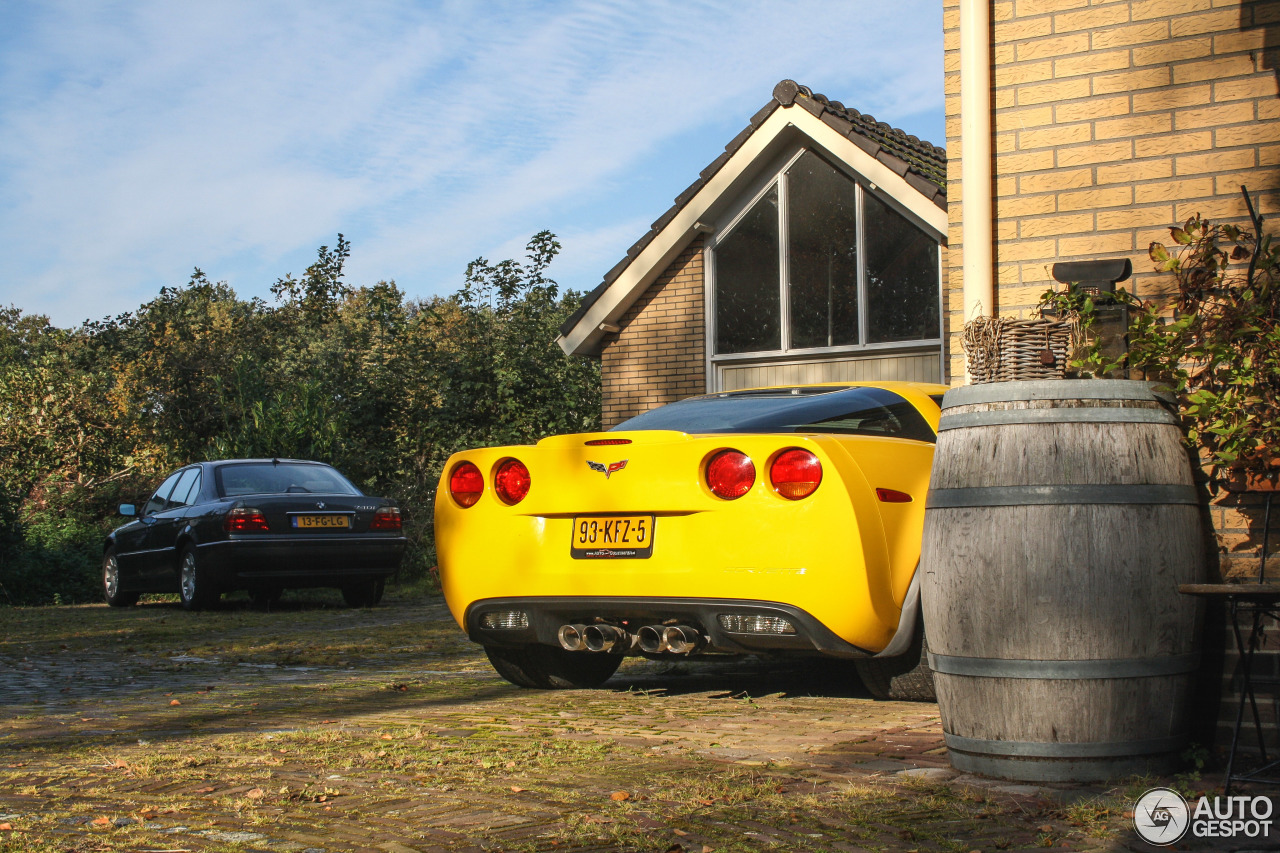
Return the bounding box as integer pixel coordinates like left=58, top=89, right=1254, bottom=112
left=770, top=449, right=822, bottom=500
left=449, top=461, right=484, bottom=508
left=370, top=506, right=403, bottom=530
left=706, top=450, right=755, bottom=500
left=224, top=506, right=270, bottom=532
left=494, top=459, right=531, bottom=505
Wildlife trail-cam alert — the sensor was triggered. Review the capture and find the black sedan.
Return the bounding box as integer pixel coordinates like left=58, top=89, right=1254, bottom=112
left=103, top=459, right=407, bottom=609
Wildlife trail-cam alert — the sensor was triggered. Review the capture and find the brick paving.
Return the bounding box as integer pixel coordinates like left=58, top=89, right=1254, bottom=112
left=1, top=598, right=1275, bottom=852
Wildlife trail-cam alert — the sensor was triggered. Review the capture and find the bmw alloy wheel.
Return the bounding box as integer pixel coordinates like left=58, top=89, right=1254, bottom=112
left=104, top=555, right=120, bottom=599
left=180, top=550, right=198, bottom=602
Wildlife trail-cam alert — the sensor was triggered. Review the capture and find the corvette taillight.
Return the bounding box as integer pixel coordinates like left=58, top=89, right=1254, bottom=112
left=494, top=459, right=531, bottom=505
left=449, top=461, right=484, bottom=508
left=706, top=450, right=755, bottom=500
left=770, top=449, right=822, bottom=500
left=370, top=506, right=403, bottom=530
left=224, top=506, right=270, bottom=532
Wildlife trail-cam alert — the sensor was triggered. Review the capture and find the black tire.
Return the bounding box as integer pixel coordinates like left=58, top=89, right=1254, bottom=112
left=341, top=578, right=385, bottom=608
left=249, top=586, right=283, bottom=607
left=102, top=548, right=139, bottom=607
left=178, top=545, right=219, bottom=611
left=855, top=619, right=935, bottom=702
left=485, top=645, right=622, bottom=689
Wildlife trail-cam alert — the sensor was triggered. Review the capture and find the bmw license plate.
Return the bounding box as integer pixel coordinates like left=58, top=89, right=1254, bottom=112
left=571, top=515, right=654, bottom=559
left=291, top=514, right=350, bottom=529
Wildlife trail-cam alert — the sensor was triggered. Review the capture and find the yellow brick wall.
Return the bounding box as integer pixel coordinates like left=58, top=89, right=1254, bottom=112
left=946, top=4, right=1280, bottom=751
left=600, top=239, right=706, bottom=428
left=944, top=0, right=1280, bottom=386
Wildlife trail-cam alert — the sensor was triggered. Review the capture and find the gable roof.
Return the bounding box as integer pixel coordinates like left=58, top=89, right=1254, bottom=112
left=557, top=79, right=948, bottom=357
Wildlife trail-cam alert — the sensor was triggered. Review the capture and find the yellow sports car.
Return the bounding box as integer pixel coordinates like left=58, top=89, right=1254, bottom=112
left=434, top=381, right=944, bottom=699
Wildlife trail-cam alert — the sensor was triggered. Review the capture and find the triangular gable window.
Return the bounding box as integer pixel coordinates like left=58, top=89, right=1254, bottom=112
left=712, top=148, right=939, bottom=358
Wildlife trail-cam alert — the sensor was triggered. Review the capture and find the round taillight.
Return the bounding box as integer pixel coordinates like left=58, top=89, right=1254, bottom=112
left=706, top=450, right=755, bottom=500
left=449, top=461, right=484, bottom=508
left=770, top=449, right=822, bottom=500
left=494, top=458, right=531, bottom=505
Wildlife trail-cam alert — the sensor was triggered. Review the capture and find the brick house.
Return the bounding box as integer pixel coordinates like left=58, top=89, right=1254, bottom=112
left=944, top=0, right=1280, bottom=750
left=556, top=80, right=949, bottom=428
left=944, top=0, right=1278, bottom=580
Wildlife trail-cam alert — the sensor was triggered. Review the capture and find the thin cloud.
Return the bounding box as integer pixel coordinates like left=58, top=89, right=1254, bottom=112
left=0, top=0, right=942, bottom=326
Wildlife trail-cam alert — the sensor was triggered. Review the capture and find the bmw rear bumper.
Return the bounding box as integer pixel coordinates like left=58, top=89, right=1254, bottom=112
left=197, top=536, right=406, bottom=587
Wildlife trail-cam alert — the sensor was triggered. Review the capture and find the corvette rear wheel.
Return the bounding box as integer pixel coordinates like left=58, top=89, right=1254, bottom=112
left=178, top=545, right=220, bottom=611
left=485, top=645, right=622, bottom=689
left=855, top=620, right=935, bottom=702
left=102, top=549, right=139, bottom=607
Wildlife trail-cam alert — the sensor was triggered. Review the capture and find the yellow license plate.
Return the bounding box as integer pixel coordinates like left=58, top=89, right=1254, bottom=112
left=292, top=514, right=350, bottom=529
left=571, top=515, right=654, bottom=559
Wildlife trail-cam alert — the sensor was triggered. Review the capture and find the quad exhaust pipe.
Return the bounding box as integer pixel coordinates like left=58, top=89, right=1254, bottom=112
left=662, top=625, right=703, bottom=655
left=557, top=624, right=588, bottom=651
left=561, top=622, right=703, bottom=655
left=583, top=624, right=630, bottom=653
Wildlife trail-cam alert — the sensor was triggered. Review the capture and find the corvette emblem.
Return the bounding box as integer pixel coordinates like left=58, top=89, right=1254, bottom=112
left=587, top=460, right=628, bottom=479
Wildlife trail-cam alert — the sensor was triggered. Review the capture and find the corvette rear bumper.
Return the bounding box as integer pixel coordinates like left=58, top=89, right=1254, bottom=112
left=464, top=596, right=875, bottom=658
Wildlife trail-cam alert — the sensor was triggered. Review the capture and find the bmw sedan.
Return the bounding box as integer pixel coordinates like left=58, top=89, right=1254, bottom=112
left=103, top=459, right=407, bottom=610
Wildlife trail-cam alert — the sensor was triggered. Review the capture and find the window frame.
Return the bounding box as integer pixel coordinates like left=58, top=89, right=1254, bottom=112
left=705, top=145, right=943, bottom=366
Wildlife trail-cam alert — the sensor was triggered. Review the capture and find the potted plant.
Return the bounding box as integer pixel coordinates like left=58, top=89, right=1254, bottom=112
left=1040, top=187, right=1280, bottom=495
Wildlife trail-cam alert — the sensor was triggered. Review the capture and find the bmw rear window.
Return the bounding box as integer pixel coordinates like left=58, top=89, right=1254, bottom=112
left=214, top=462, right=362, bottom=498
left=612, top=386, right=936, bottom=442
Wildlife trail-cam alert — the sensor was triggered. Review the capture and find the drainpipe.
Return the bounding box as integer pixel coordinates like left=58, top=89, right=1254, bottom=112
left=960, top=0, right=994, bottom=331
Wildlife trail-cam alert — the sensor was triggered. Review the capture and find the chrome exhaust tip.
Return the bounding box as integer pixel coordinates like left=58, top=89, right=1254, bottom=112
left=636, top=625, right=666, bottom=654
left=663, top=625, right=703, bottom=655
left=558, top=624, right=588, bottom=651
left=583, top=624, right=629, bottom=653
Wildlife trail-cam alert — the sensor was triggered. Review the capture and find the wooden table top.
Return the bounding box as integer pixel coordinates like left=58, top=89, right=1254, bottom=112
left=1179, top=583, right=1280, bottom=600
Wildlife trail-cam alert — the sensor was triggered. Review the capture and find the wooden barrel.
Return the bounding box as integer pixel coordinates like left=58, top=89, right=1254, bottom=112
left=920, top=379, right=1205, bottom=782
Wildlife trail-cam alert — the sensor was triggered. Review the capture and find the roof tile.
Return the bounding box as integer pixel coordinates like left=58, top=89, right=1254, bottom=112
left=821, top=111, right=854, bottom=137
left=796, top=92, right=826, bottom=119
left=672, top=179, right=703, bottom=209
left=771, top=79, right=801, bottom=106
left=699, top=150, right=732, bottom=181
left=846, top=130, right=881, bottom=158
left=749, top=101, right=779, bottom=128
left=905, top=169, right=941, bottom=199
left=649, top=205, right=679, bottom=234
left=877, top=149, right=911, bottom=177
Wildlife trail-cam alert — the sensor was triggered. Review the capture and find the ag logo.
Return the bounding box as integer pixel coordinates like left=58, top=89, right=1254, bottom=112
left=587, top=460, right=628, bottom=479
left=1134, top=787, right=1190, bottom=846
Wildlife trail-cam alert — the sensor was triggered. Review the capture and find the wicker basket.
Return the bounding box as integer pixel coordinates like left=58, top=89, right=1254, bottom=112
left=962, top=317, right=1075, bottom=384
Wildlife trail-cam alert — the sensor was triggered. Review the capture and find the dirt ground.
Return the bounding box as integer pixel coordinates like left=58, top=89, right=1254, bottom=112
left=0, top=595, right=1264, bottom=852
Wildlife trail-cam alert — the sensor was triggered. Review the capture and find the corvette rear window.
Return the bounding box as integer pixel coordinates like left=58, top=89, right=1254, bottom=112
left=215, top=462, right=362, bottom=498
left=613, top=386, right=936, bottom=442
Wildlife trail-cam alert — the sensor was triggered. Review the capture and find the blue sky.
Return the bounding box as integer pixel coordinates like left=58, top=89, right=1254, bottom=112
left=0, top=1, right=944, bottom=328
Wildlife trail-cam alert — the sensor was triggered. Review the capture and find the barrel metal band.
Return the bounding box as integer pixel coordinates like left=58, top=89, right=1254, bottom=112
left=927, top=652, right=1200, bottom=680
left=942, top=379, right=1174, bottom=409
left=944, top=732, right=1184, bottom=759
left=925, top=484, right=1199, bottom=508
left=938, top=408, right=1178, bottom=430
